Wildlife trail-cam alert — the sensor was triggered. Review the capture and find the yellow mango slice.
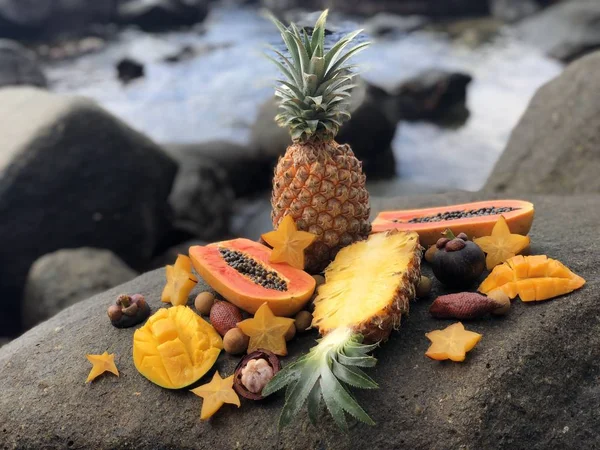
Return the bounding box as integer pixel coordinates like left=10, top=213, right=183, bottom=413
left=479, top=255, right=585, bottom=302
left=474, top=216, right=530, bottom=270
left=425, top=322, right=482, bottom=362
left=161, top=255, right=198, bottom=306
left=133, top=306, right=223, bottom=389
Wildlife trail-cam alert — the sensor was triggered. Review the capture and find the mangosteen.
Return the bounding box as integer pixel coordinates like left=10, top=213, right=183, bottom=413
left=432, top=230, right=485, bottom=288
left=233, top=349, right=281, bottom=400
left=108, top=294, right=151, bottom=328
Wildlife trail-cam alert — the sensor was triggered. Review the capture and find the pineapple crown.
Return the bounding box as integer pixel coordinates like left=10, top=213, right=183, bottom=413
left=266, top=10, right=370, bottom=143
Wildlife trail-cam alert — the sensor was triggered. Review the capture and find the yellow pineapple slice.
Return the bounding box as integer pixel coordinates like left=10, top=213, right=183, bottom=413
left=479, top=255, right=585, bottom=302
left=312, top=231, right=422, bottom=342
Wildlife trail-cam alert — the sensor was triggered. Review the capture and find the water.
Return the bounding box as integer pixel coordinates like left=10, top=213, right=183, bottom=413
left=44, top=6, right=562, bottom=193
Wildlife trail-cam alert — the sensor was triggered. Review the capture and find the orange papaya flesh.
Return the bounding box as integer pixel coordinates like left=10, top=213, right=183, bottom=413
left=189, top=238, right=316, bottom=317
left=479, top=255, right=585, bottom=302
left=371, top=200, right=534, bottom=247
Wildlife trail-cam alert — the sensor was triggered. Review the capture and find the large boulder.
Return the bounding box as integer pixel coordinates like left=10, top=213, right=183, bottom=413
left=488, top=0, right=540, bottom=23
left=517, top=0, right=600, bottom=62
left=484, top=51, right=600, bottom=194
left=22, top=248, right=138, bottom=329
left=0, top=39, right=47, bottom=88
left=0, top=192, right=598, bottom=449
left=0, top=87, right=177, bottom=337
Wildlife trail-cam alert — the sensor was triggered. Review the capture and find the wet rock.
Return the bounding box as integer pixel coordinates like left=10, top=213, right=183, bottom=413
left=484, top=51, right=600, bottom=194
left=164, top=141, right=272, bottom=198
left=365, top=13, right=429, bottom=38
left=0, top=87, right=177, bottom=337
left=150, top=238, right=207, bottom=269
left=23, top=248, right=138, bottom=329
left=369, top=69, right=472, bottom=124
left=116, top=57, right=144, bottom=83
left=1, top=192, right=598, bottom=449
left=0, top=39, right=47, bottom=88
left=118, top=0, right=209, bottom=31
left=168, top=158, right=234, bottom=241
left=489, top=0, right=540, bottom=23
left=517, top=0, right=600, bottom=62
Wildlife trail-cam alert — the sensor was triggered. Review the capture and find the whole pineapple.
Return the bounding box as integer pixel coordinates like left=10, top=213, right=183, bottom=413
left=267, top=10, right=371, bottom=273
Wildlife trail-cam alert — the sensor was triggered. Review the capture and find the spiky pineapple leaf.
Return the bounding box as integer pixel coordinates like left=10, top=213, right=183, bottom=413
left=266, top=9, right=369, bottom=143
left=262, top=328, right=378, bottom=431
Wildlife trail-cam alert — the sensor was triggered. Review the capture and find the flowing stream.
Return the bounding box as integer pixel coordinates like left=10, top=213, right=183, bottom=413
left=45, top=5, right=562, bottom=194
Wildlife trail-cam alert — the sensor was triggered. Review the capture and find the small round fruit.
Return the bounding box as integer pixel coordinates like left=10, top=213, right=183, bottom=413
left=107, top=304, right=122, bottom=322
left=416, top=276, right=432, bottom=298
left=487, top=289, right=511, bottom=316
left=210, top=301, right=243, bottom=337
left=312, top=274, right=325, bottom=287
left=284, top=323, right=296, bottom=341
left=294, top=310, right=312, bottom=332
left=194, top=291, right=215, bottom=315
left=223, top=328, right=249, bottom=355
left=432, top=239, right=485, bottom=288
left=424, top=245, right=438, bottom=264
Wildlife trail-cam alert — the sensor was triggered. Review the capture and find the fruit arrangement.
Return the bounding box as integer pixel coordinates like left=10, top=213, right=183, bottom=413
left=87, top=9, right=588, bottom=435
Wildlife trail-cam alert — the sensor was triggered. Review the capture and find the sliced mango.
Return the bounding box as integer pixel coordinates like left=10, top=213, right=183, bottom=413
left=133, top=306, right=223, bottom=389
left=425, top=322, right=482, bottom=362
left=479, top=255, right=585, bottom=302
left=161, top=254, right=198, bottom=306
left=473, top=216, right=530, bottom=270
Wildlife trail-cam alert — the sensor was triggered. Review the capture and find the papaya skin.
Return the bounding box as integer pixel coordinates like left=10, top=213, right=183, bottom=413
left=372, top=200, right=534, bottom=247
left=190, top=239, right=316, bottom=317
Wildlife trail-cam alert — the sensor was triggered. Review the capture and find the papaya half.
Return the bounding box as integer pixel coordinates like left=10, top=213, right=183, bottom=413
left=371, top=200, right=534, bottom=247
left=189, top=238, right=316, bottom=317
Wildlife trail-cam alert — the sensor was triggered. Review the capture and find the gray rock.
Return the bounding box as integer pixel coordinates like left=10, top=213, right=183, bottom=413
left=116, top=57, right=145, bottom=84
left=517, top=0, right=600, bottom=62
left=0, top=39, right=47, bottom=88
left=164, top=141, right=273, bottom=198
left=489, top=0, right=540, bottom=23
left=0, top=192, right=598, bottom=449
left=118, top=0, right=209, bottom=31
left=484, top=51, right=600, bottom=194
left=364, top=13, right=429, bottom=38
left=168, top=158, right=234, bottom=241
left=23, top=248, right=138, bottom=329
left=149, top=238, right=207, bottom=269
left=0, top=87, right=177, bottom=337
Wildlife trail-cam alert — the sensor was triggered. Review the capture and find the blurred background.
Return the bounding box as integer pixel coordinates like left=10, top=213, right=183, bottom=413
left=0, top=0, right=597, bottom=341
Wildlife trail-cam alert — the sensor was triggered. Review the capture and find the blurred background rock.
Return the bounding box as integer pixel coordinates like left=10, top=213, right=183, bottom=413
left=0, top=0, right=598, bottom=339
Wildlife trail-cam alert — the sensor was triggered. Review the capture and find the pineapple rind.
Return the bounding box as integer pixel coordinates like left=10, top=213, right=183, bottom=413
left=313, top=231, right=422, bottom=343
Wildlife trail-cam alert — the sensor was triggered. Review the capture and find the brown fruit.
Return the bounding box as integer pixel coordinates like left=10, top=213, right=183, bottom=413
left=416, top=276, right=432, bottom=298
left=487, top=289, right=511, bottom=315
left=424, top=245, right=437, bottom=263
left=209, top=301, right=243, bottom=337
left=223, top=328, right=249, bottom=355
left=284, top=323, right=296, bottom=341
left=294, top=310, right=313, bottom=332
left=194, top=291, right=215, bottom=316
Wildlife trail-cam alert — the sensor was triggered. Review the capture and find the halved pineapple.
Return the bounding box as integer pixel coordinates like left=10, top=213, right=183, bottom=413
left=313, top=230, right=422, bottom=342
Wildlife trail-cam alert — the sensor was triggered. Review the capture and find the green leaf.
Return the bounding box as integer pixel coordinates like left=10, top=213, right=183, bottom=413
left=310, top=10, right=328, bottom=54
left=321, top=361, right=375, bottom=425
left=323, top=29, right=362, bottom=68
left=331, top=359, right=378, bottom=389
left=336, top=353, right=377, bottom=368
left=265, top=55, right=297, bottom=85
left=276, top=79, right=305, bottom=99
left=278, top=363, right=321, bottom=429
left=326, top=42, right=370, bottom=78
left=320, top=377, right=348, bottom=432
left=307, top=382, right=322, bottom=425
left=309, top=56, right=326, bottom=80
left=302, top=28, right=312, bottom=56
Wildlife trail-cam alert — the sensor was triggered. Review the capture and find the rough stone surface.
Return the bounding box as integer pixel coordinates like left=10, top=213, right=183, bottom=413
left=0, top=192, right=598, bottom=449
left=23, top=248, right=138, bottom=330
left=0, top=87, right=177, bottom=337
left=484, top=51, right=600, bottom=194
left=0, top=39, right=47, bottom=88
left=517, top=0, right=600, bottom=62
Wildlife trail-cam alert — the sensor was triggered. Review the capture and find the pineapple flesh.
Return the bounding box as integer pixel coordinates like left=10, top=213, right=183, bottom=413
left=267, top=10, right=371, bottom=273
left=313, top=231, right=422, bottom=342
